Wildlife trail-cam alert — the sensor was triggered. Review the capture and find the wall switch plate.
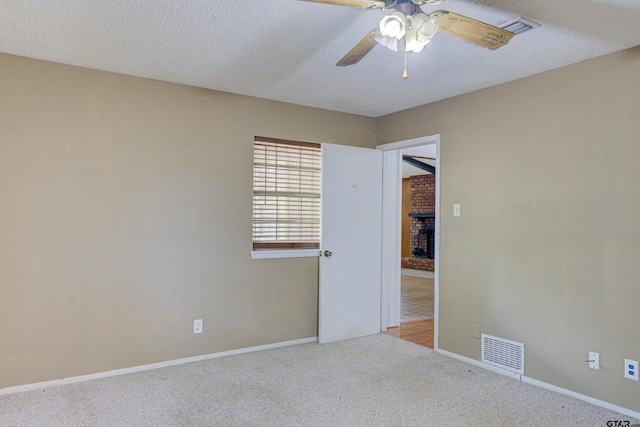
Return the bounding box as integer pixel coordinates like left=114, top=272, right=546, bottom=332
left=588, top=351, right=600, bottom=370
left=624, top=359, right=638, bottom=381
left=473, top=324, right=481, bottom=339
left=193, top=319, right=203, bottom=334
left=453, top=204, right=460, bottom=217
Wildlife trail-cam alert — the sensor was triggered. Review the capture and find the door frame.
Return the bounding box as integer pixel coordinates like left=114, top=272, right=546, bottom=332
left=377, top=134, right=441, bottom=350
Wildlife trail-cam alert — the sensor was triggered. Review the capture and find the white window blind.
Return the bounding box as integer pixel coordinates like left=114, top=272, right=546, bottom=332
left=252, top=137, right=321, bottom=249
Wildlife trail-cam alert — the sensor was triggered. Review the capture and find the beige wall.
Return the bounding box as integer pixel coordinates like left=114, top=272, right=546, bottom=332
left=0, top=53, right=376, bottom=388
left=3, top=46, right=640, bottom=413
left=377, top=46, right=640, bottom=412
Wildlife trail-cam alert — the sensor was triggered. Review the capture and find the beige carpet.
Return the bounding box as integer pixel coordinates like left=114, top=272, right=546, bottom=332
left=401, top=274, right=434, bottom=322
left=1, top=334, right=638, bottom=426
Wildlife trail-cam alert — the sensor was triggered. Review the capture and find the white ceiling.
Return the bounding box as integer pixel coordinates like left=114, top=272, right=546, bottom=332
left=1, top=0, right=639, bottom=117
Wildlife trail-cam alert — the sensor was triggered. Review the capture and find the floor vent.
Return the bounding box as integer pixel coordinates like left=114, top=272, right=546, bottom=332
left=499, top=17, right=541, bottom=35
left=481, top=334, right=525, bottom=374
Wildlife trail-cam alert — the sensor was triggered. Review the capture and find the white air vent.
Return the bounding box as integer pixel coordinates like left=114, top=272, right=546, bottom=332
left=499, top=17, right=541, bottom=35
left=481, top=334, right=525, bottom=374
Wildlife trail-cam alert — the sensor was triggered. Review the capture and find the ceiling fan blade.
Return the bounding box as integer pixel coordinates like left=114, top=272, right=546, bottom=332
left=336, top=30, right=380, bottom=66
left=299, top=0, right=384, bottom=9
left=434, top=11, right=514, bottom=50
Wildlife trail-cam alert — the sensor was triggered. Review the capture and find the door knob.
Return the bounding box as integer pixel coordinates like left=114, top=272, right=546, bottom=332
left=323, top=250, right=333, bottom=258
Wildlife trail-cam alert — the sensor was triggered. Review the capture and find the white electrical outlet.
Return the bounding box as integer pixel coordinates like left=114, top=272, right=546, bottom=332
left=473, top=324, right=481, bottom=339
left=624, top=359, right=638, bottom=381
left=193, top=319, right=203, bottom=334
left=588, top=351, right=600, bottom=370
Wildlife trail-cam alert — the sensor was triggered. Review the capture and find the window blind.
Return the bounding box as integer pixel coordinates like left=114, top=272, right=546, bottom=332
left=252, top=137, right=321, bottom=249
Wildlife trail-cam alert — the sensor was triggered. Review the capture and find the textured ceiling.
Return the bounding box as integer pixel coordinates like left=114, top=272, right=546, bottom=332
left=1, top=0, right=639, bottom=117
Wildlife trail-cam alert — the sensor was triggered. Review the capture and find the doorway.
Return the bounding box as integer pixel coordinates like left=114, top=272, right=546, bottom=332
left=398, top=145, right=436, bottom=347
left=377, top=135, right=440, bottom=350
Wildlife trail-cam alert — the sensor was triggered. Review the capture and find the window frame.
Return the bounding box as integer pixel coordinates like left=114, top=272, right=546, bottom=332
left=250, top=136, right=322, bottom=259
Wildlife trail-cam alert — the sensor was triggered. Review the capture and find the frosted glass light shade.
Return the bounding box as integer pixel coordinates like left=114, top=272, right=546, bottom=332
left=379, top=12, right=407, bottom=39
left=405, top=30, right=425, bottom=52
left=375, top=34, right=399, bottom=51
left=416, top=15, right=438, bottom=43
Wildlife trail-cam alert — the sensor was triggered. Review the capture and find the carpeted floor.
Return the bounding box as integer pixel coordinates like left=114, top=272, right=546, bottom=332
left=1, top=334, right=638, bottom=426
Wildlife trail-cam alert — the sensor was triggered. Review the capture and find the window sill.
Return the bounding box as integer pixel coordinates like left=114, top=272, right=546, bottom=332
left=250, top=249, right=320, bottom=260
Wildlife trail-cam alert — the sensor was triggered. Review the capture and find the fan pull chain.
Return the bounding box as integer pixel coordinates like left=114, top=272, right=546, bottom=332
left=403, top=48, right=408, bottom=79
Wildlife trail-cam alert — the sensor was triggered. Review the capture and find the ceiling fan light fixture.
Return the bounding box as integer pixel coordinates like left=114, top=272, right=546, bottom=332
left=404, top=30, right=425, bottom=52
left=379, top=12, right=407, bottom=39
left=409, top=12, right=428, bottom=28
left=417, top=15, right=438, bottom=42
left=403, top=13, right=436, bottom=52
left=375, top=34, right=399, bottom=51
left=409, top=13, right=438, bottom=44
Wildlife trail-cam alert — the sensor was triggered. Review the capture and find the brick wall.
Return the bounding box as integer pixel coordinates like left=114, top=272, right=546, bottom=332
left=409, top=174, right=435, bottom=246
left=402, top=173, right=435, bottom=271
left=410, top=174, right=435, bottom=212
left=401, top=257, right=434, bottom=271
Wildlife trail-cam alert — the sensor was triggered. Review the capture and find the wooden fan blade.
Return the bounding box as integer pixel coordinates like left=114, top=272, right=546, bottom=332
left=336, top=30, right=380, bottom=66
left=299, top=0, right=384, bottom=9
left=435, top=11, right=514, bottom=50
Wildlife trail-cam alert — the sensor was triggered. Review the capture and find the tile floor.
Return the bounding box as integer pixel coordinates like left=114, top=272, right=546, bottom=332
left=385, top=268, right=435, bottom=348
left=400, top=271, right=434, bottom=322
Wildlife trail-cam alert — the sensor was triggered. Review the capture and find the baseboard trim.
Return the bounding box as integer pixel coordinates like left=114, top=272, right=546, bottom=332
left=520, top=376, right=640, bottom=420
left=435, top=348, right=640, bottom=420
left=0, top=336, right=318, bottom=397
left=436, top=348, right=523, bottom=380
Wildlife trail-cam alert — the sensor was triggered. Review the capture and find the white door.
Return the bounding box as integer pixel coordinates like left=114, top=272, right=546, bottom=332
left=318, top=143, right=383, bottom=344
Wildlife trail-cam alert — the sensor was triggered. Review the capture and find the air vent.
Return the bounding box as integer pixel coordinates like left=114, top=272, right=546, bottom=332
left=481, top=334, right=525, bottom=374
left=499, top=17, right=541, bottom=35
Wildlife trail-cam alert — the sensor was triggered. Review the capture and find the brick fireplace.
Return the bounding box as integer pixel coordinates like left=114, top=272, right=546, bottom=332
left=402, top=173, right=435, bottom=272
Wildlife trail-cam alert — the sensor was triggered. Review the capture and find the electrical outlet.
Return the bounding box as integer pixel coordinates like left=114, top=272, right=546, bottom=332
left=193, top=319, right=203, bottom=334
left=588, top=351, right=600, bottom=370
left=624, top=359, right=638, bottom=381
left=473, top=324, right=481, bottom=339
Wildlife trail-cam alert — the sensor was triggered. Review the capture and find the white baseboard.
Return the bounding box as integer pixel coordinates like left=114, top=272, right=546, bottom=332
left=435, top=348, right=640, bottom=420
left=436, top=348, right=523, bottom=380
left=0, top=336, right=318, bottom=397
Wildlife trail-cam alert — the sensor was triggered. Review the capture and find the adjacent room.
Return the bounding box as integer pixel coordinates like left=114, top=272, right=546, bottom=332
left=1, top=0, right=640, bottom=424
left=386, top=144, right=437, bottom=348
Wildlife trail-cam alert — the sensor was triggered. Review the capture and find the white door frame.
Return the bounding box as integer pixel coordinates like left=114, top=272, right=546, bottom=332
left=377, top=134, right=441, bottom=350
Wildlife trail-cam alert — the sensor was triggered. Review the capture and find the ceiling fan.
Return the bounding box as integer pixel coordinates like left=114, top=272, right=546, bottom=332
left=300, top=0, right=514, bottom=67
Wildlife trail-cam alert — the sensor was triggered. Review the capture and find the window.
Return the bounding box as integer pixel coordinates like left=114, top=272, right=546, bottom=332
left=252, top=137, right=321, bottom=250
